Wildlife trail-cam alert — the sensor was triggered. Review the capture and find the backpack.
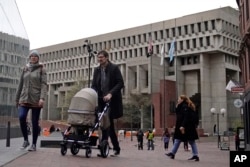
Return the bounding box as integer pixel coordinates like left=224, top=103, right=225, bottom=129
left=138, top=131, right=143, bottom=137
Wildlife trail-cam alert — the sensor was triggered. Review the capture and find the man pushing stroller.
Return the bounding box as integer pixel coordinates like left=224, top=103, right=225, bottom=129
left=91, top=50, right=124, bottom=156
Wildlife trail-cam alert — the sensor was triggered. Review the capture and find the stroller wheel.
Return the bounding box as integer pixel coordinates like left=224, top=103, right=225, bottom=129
left=60, top=145, right=67, bottom=156
left=70, top=142, right=80, bottom=155
left=85, top=148, right=92, bottom=158
left=100, top=140, right=109, bottom=158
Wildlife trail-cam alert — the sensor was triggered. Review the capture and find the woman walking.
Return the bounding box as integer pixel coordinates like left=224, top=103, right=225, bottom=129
left=166, top=95, right=200, bottom=161
left=16, top=50, right=47, bottom=151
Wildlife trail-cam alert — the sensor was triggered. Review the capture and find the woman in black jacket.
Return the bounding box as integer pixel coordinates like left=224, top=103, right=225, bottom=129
left=166, top=95, right=199, bottom=161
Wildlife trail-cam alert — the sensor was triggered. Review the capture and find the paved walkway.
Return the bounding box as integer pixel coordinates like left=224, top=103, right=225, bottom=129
left=0, top=132, right=234, bottom=167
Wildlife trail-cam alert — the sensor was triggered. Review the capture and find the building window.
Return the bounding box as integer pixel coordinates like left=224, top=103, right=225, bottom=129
left=154, top=31, right=157, bottom=41
left=160, top=30, right=164, bottom=39
left=187, top=57, right=192, bottom=64
left=193, top=39, right=196, bottom=48
left=204, top=21, right=208, bottom=31
left=191, top=24, right=194, bottom=33
left=180, top=41, right=183, bottom=50
left=146, top=70, right=148, bottom=87
left=193, top=56, right=198, bottom=64
left=170, top=101, right=176, bottom=113
left=134, top=71, right=137, bottom=89
left=172, top=28, right=176, bottom=37
left=166, top=29, right=169, bottom=38
left=143, top=33, right=146, bottom=43
left=206, top=36, right=210, bottom=46
left=211, top=20, right=215, bottom=29
left=178, top=26, right=181, bottom=36
left=199, top=37, right=203, bottom=47
left=184, top=25, right=188, bottom=34
left=181, top=57, right=185, bottom=65
left=187, top=40, right=190, bottom=49
left=198, top=23, right=201, bottom=32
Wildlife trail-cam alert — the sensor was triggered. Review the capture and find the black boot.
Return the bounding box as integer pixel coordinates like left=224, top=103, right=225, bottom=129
left=188, top=155, right=199, bottom=161
left=165, top=152, right=175, bottom=159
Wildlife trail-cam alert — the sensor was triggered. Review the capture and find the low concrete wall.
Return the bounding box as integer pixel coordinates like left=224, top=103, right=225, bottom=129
left=0, top=127, right=22, bottom=139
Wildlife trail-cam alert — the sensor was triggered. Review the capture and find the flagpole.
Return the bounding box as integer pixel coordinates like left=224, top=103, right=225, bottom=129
left=150, top=42, right=153, bottom=129
left=149, top=24, right=153, bottom=130
left=163, top=21, right=166, bottom=130
left=174, top=19, right=178, bottom=101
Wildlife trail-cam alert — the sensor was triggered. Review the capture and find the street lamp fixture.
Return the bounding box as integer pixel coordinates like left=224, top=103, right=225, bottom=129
left=83, top=40, right=97, bottom=87
left=210, top=107, right=226, bottom=148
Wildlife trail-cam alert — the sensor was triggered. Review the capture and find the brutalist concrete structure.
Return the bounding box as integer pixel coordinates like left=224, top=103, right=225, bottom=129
left=36, top=6, right=241, bottom=135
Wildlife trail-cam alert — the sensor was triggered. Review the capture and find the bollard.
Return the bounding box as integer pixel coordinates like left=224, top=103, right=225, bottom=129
left=6, top=121, right=10, bottom=147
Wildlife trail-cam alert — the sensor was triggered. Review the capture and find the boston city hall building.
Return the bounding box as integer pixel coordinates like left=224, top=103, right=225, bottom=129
left=33, top=6, right=242, bottom=135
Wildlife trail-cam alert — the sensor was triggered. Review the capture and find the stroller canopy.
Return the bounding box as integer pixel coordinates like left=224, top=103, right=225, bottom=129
left=68, top=88, right=98, bottom=114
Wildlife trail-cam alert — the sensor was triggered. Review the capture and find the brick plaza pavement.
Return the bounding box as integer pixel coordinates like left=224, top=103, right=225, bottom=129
left=1, top=134, right=233, bottom=167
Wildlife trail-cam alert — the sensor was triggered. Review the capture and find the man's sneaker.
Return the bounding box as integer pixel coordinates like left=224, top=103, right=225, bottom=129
left=113, top=149, right=120, bottom=156
left=28, top=144, right=36, bottom=151
left=110, top=149, right=120, bottom=157
left=20, top=141, right=30, bottom=149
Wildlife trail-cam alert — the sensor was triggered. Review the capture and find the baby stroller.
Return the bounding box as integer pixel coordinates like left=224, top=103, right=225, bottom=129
left=60, top=88, right=110, bottom=158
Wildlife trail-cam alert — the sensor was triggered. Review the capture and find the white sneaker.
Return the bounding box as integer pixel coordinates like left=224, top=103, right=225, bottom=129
left=28, top=144, right=36, bottom=151
left=20, top=141, right=30, bottom=149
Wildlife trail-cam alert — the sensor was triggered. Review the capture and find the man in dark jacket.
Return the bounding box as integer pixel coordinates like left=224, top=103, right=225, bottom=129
left=91, top=50, right=124, bottom=156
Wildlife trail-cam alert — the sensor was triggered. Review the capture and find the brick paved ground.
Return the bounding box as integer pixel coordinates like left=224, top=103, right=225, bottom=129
left=1, top=133, right=233, bottom=167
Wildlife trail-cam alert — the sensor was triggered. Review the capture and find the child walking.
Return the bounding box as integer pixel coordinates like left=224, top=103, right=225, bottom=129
left=162, top=128, right=170, bottom=151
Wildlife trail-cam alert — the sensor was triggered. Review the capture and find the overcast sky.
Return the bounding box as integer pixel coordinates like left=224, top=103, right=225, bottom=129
left=15, top=0, right=238, bottom=49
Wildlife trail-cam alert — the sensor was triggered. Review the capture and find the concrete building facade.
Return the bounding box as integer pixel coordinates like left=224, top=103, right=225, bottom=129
left=36, top=7, right=241, bottom=135
left=0, top=0, right=30, bottom=126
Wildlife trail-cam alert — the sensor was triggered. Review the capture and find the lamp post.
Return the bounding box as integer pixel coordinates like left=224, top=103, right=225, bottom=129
left=210, top=107, right=226, bottom=148
left=83, top=40, right=97, bottom=87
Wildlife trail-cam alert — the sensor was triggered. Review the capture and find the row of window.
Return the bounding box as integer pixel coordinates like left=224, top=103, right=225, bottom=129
left=44, top=35, right=239, bottom=72
left=40, top=19, right=239, bottom=61
left=0, top=33, right=29, bottom=56
left=0, top=87, right=15, bottom=105
left=0, top=64, right=21, bottom=78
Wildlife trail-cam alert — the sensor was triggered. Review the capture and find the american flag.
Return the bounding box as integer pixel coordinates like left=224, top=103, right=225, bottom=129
left=225, top=80, right=243, bottom=92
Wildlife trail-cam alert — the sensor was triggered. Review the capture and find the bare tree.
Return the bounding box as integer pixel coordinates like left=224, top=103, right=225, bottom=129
left=122, top=94, right=151, bottom=130
left=61, top=79, right=87, bottom=120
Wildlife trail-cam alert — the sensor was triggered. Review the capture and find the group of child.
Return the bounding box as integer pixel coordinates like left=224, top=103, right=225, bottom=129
left=136, top=128, right=189, bottom=151
left=136, top=129, right=154, bottom=150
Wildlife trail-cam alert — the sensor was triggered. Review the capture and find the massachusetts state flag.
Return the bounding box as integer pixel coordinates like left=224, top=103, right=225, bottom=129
left=169, top=39, right=175, bottom=62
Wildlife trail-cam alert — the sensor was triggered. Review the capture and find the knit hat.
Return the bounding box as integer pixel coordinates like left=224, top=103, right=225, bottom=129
left=29, top=50, right=40, bottom=59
